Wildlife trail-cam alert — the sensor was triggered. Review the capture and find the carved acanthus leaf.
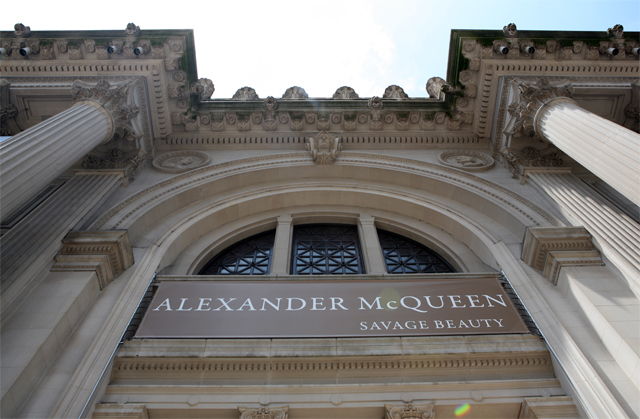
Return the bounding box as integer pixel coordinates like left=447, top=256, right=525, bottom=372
left=306, top=131, right=342, bottom=165
left=385, top=402, right=435, bottom=419
left=71, top=78, right=140, bottom=142
left=504, top=78, right=573, bottom=138
left=81, top=148, right=146, bottom=183
left=383, top=85, right=409, bottom=99
left=232, top=86, right=259, bottom=100
left=500, top=146, right=563, bottom=179
left=333, top=86, right=359, bottom=99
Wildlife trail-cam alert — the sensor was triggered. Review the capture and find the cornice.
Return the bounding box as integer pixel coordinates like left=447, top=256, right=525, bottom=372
left=92, top=152, right=561, bottom=231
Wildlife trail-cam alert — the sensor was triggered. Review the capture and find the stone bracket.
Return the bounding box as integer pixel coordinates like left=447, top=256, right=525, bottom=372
left=519, top=396, right=579, bottom=418
left=58, top=230, right=134, bottom=284
left=522, top=226, right=603, bottom=285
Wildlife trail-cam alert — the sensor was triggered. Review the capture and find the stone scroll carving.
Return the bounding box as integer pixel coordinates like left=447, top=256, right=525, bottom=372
left=306, top=131, right=342, bottom=165
left=239, top=406, right=288, bottom=419
left=504, top=78, right=574, bottom=138
left=385, top=402, right=435, bottom=419
left=71, top=78, right=140, bottom=142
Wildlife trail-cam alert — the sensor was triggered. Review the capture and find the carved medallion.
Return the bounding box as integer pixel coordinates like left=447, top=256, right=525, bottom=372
left=438, top=150, right=495, bottom=172
left=152, top=151, right=210, bottom=174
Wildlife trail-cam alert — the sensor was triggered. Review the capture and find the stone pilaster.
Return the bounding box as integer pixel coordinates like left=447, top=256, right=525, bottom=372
left=524, top=167, right=640, bottom=295
left=0, top=79, right=139, bottom=221
left=0, top=173, right=123, bottom=321
left=506, top=78, right=640, bottom=207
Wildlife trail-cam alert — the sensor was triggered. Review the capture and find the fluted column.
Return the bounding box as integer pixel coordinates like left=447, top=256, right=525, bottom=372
left=0, top=79, right=138, bottom=221
left=507, top=79, right=640, bottom=207
left=0, top=172, right=123, bottom=321
left=524, top=167, right=640, bottom=296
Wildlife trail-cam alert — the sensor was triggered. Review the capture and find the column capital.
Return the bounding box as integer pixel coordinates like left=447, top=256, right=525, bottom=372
left=71, top=78, right=140, bottom=143
left=505, top=78, right=576, bottom=138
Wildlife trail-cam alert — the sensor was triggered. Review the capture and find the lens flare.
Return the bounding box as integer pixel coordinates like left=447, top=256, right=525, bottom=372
left=454, top=403, right=471, bottom=417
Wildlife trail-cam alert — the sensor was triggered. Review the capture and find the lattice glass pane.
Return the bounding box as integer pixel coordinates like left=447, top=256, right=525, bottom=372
left=378, top=229, right=455, bottom=274
left=291, top=224, right=364, bottom=275
left=198, top=230, right=275, bottom=275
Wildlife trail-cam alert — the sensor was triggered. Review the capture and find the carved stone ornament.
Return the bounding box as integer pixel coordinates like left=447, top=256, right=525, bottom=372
left=1, top=104, right=18, bottom=136
left=14, top=23, right=31, bottom=38
left=239, top=406, right=288, bottom=419
left=369, top=96, right=383, bottom=110
left=282, top=86, right=308, bottom=99
left=152, top=151, right=210, bottom=174
left=81, top=148, right=146, bottom=183
left=264, top=96, right=278, bottom=111
left=426, top=77, right=445, bottom=99
left=504, top=78, right=574, bottom=138
left=164, top=58, right=179, bottom=71
left=501, top=146, right=563, bottom=178
left=503, top=23, right=518, bottom=37
left=385, top=402, right=435, bottom=419
left=173, top=71, right=187, bottom=82
left=125, top=23, right=140, bottom=37
left=383, top=85, right=409, bottom=99
left=607, top=24, right=624, bottom=39
left=439, top=150, right=495, bottom=172
left=232, top=86, right=259, bottom=100
left=306, top=131, right=342, bottom=165
left=71, top=79, right=140, bottom=142
left=190, top=78, right=215, bottom=100
left=333, top=86, right=359, bottom=99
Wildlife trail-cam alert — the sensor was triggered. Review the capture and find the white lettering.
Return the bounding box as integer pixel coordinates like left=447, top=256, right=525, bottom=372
left=405, top=321, right=417, bottom=329
left=286, top=298, right=306, bottom=311
left=446, top=319, right=456, bottom=328
left=401, top=296, right=428, bottom=313
left=196, top=298, right=212, bottom=311
left=370, top=322, right=381, bottom=330
left=331, top=297, right=348, bottom=310
left=153, top=298, right=172, bottom=311
left=386, top=300, right=398, bottom=310
left=466, top=295, right=485, bottom=307
left=493, top=319, right=504, bottom=327
left=393, top=321, right=403, bottom=330
left=484, top=294, right=507, bottom=307
left=311, top=298, right=326, bottom=310
left=434, top=320, right=445, bottom=329
left=237, top=298, right=256, bottom=311
left=481, top=319, right=492, bottom=327
left=359, top=297, right=383, bottom=310
left=260, top=298, right=281, bottom=311
left=459, top=320, right=469, bottom=328
left=425, top=296, right=445, bottom=308
left=213, top=298, right=236, bottom=311
left=360, top=322, right=368, bottom=330
left=380, top=321, right=392, bottom=329
left=419, top=320, right=429, bottom=329
left=177, top=298, right=193, bottom=311
left=468, top=319, right=481, bottom=328
left=448, top=295, right=466, bottom=308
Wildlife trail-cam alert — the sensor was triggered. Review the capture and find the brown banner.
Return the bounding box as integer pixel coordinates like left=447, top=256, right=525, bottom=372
left=136, top=277, right=529, bottom=338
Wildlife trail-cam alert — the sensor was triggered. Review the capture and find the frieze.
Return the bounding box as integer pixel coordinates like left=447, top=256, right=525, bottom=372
left=93, top=151, right=560, bottom=231
left=152, top=151, right=210, bottom=174
left=239, top=407, right=288, bottom=419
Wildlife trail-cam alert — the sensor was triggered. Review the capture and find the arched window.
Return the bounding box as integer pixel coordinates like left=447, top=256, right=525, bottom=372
left=290, top=224, right=365, bottom=275
left=198, top=230, right=275, bottom=275
left=378, top=229, right=456, bottom=274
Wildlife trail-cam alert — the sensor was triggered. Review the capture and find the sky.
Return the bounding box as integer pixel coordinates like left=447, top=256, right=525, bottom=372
left=1, top=0, right=639, bottom=99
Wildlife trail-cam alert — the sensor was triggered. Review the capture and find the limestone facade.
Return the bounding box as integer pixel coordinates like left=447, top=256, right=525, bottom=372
left=0, top=23, right=639, bottom=419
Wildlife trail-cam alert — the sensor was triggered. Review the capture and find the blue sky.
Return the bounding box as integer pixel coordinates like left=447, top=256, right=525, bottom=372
left=2, top=0, right=639, bottom=98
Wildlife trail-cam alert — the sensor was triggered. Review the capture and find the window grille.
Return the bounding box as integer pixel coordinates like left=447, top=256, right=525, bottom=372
left=291, top=224, right=365, bottom=275
left=198, top=230, right=275, bottom=275
left=378, top=229, right=455, bottom=274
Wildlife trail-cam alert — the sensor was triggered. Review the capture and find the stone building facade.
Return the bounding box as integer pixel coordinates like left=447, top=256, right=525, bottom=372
left=1, top=22, right=639, bottom=418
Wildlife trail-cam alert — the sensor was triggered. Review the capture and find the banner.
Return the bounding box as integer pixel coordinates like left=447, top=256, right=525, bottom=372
left=136, top=277, right=529, bottom=338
